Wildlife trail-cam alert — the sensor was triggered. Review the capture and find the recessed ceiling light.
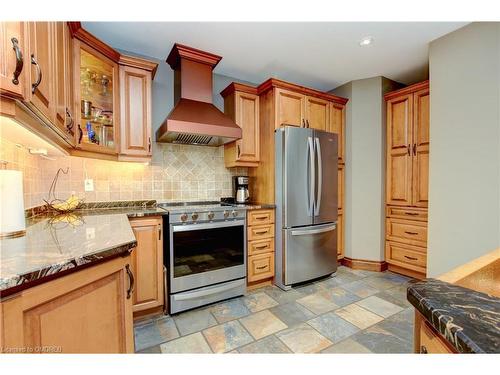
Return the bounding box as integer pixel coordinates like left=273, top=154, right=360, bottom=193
left=359, top=36, right=374, bottom=47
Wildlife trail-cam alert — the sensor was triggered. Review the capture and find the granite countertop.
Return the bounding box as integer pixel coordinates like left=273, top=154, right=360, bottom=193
left=407, top=279, right=500, bottom=353
left=0, top=199, right=274, bottom=298
left=0, top=213, right=137, bottom=297
left=230, top=202, right=276, bottom=210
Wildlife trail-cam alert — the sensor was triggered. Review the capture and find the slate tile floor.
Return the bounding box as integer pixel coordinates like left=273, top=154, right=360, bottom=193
left=134, top=266, right=415, bottom=353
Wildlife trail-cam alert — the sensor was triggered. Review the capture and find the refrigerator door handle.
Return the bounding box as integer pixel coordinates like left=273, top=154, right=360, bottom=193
left=291, top=224, right=336, bottom=236
left=314, top=137, right=322, bottom=216
left=307, top=136, right=315, bottom=217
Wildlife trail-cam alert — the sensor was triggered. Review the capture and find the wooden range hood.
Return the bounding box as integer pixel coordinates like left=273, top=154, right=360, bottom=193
left=156, top=44, right=242, bottom=146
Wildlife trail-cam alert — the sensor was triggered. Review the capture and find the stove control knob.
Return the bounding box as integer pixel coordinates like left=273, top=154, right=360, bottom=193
left=180, top=213, right=188, bottom=222
left=231, top=210, right=238, bottom=218
left=207, top=211, right=215, bottom=221
left=191, top=212, right=199, bottom=221
left=223, top=210, right=230, bottom=219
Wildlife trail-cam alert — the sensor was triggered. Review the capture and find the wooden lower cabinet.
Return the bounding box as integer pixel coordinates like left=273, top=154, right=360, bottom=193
left=129, top=217, right=164, bottom=314
left=247, top=209, right=275, bottom=286
left=0, top=256, right=134, bottom=353
left=414, top=312, right=456, bottom=353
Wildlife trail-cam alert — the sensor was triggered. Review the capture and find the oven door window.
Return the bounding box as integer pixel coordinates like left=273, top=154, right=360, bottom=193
left=172, top=225, right=244, bottom=278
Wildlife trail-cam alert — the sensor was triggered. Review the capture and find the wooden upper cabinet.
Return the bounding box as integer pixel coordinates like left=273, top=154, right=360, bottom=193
left=0, top=22, right=25, bottom=99
left=275, top=88, right=305, bottom=128
left=305, top=95, right=329, bottom=130
left=129, top=217, right=163, bottom=313
left=25, top=22, right=55, bottom=121
left=412, top=87, right=430, bottom=207
left=53, top=22, right=75, bottom=145
left=386, top=93, right=413, bottom=206
left=73, top=38, right=120, bottom=155
left=222, top=83, right=260, bottom=167
left=119, top=64, right=152, bottom=158
left=329, top=102, right=345, bottom=163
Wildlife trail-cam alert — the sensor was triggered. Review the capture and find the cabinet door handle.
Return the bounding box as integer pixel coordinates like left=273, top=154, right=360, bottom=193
left=404, top=231, right=419, bottom=235
left=301, top=119, right=305, bottom=128
left=158, top=225, right=162, bottom=240
left=306, top=119, right=310, bottom=128
left=413, top=143, right=417, bottom=156
left=254, top=244, right=269, bottom=250
left=125, top=264, right=135, bottom=299
left=256, top=265, right=268, bottom=270
left=254, top=229, right=269, bottom=235
left=404, top=255, right=418, bottom=261
left=420, top=345, right=428, bottom=354
left=148, top=137, right=151, bottom=153
left=11, top=37, right=23, bottom=85
left=31, top=54, right=42, bottom=94
left=65, top=108, right=74, bottom=133
left=78, top=124, right=83, bottom=144
left=253, top=215, right=268, bottom=220
left=407, top=144, right=411, bottom=156
left=237, top=144, right=241, bottom=158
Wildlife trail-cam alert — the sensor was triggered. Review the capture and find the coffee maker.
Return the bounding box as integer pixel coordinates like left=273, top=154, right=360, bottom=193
left=233, top=176, right=250, bottom=204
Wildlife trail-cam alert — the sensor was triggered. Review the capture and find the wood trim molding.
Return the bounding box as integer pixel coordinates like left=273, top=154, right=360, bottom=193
left=119, top=55, right=159, bottom=79
left=257, top=78, right=349, bottom=105
left=387, top=264, right=425, bottom=280
left=166, top=43, right=222, bottom=70
left=341, top=257, right=388, bottom=272
left=220, top=82, right=258, bottom=98
left=67, top=22, right=121, bottom=63
left=384, top=80, right=429, bottom=101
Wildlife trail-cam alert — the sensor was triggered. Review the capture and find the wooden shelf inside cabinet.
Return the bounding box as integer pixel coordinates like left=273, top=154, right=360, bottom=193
left=73, top=38, right=119, bottom=155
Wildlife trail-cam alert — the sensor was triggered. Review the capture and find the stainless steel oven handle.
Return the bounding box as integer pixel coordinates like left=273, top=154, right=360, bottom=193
left=172, top=219, right=244, bottom=232
left=173, top=279, right=246, bottom=301
left=291, top=224, right=336, bottom=236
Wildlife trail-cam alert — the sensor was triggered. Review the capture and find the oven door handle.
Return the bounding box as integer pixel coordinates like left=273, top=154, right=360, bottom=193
left=172, top=220, right=244, bottom=232
left=172, top=279, right=246, bottom=301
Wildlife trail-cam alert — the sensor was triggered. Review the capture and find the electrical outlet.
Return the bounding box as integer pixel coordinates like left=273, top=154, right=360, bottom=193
left=84, top=179, right=94, bottom=192
left=86, top=227, right=95, bottom=240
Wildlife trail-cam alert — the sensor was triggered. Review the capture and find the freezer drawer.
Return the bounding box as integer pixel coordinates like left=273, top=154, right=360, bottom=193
left=284, top=223, right=338, bottom=285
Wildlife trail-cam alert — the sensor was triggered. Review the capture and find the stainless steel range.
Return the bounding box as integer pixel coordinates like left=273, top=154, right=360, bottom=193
left=158, top=201, right=247, bottom=314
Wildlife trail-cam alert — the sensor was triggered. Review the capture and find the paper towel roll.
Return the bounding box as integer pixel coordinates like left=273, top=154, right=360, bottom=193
left=0, top=170, right=26, bottom=237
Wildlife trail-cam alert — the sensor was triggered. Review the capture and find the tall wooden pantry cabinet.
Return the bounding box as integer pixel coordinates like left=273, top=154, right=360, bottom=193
left=384, top=80, right=429, bottom=278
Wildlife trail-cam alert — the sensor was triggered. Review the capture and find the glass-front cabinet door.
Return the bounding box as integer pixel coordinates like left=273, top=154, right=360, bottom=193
left=73, top=39, right=119, bottom=154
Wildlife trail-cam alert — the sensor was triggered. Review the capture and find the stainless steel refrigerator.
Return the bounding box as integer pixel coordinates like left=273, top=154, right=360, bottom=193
left=275, top=125, right=338, bottom=290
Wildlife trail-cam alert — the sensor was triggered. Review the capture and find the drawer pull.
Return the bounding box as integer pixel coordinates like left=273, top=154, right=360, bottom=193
left=254, top=244, right=269, bottom=250
left=254, top=215, right=269, bottom=220
left=254, top=229, right=269, bottom=235
left=404, top=255, right=418, bottom=261
left=404, top=231, right=419, bottom=235
left=420, top=345, right=428, bottom=354
left=256, top=265, right=268, bottom=270
left=404, top=212, right=419, bottom=216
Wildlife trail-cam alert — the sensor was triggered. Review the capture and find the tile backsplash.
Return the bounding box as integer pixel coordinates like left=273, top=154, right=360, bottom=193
left=0, top=136, right=247, bottom=209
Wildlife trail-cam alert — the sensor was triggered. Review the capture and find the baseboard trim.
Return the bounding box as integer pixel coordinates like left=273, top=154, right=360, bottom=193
left=387, top=264, right=426, bottom=279
left=341, top=257, right=388, bottom=272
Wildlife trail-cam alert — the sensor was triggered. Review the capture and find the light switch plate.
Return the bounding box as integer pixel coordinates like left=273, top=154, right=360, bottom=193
left=84, top=179, right=94, bottom=192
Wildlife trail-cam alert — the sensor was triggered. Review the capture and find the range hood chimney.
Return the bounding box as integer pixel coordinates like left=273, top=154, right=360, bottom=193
left=156, top=44, right=242, bottom=146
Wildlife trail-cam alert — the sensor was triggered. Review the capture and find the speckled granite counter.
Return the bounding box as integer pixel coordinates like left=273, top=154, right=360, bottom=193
left=0, top=214, right=137, bottom=297
left=229, top=202, right=276, bottom=210
left=407, top=279, right=500, bottom=353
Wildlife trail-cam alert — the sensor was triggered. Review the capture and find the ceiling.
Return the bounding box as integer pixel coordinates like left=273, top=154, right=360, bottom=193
left=83, top=22, right=467, bottom=91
